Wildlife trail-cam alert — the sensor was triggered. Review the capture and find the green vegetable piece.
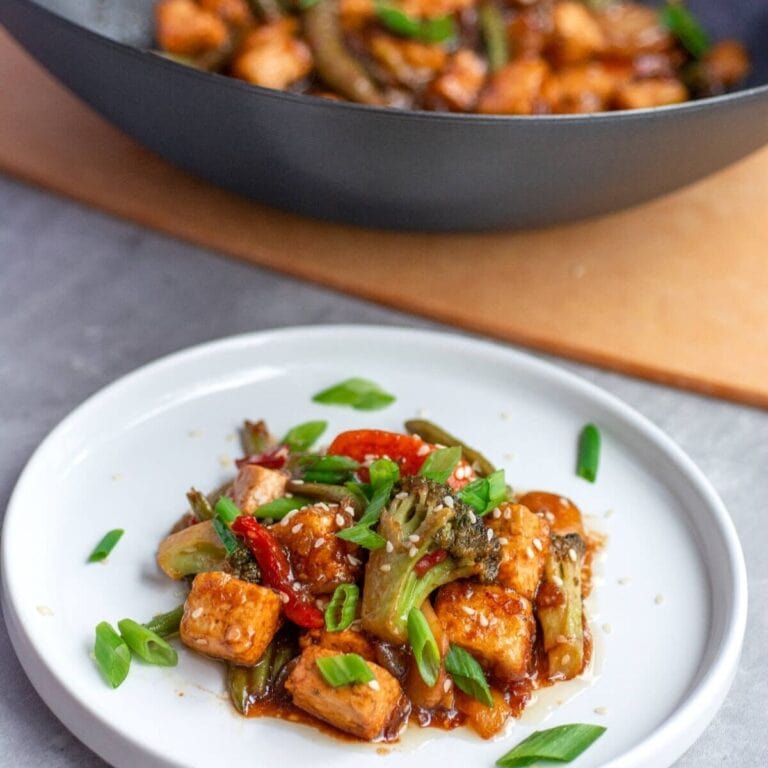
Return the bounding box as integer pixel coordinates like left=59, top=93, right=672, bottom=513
left=213, top=517, right=239, bottom=554
left=445, top=644, right=494, bottom=707
left=336, top=523, right=387, bottom=550
left=87, top=529, right=124, bottom=563
left=241, top=419, right=273, bottom=456
left=282, top=420, right=328, bottom=452
left=369, top=458, right=400, bottom=490
left=118, top=619, right=178, bottom=667
left=405, top=419, right=497, bottom=477
left=299, top=0, right=321, bottom=7
left=418, top=446, right=461, bottom=483
left=661, top=1, right=711, bottom=59
left=357, top=481, right=394, bottom=527
left=496, top=723, right=607, bottom=767
left=576, top=423, right=601, bottom=483
left=215, top=496, right=241, bottom=525
left=143, top=605, right=184, bottom=638
left=480, top=3, right=509, bottom=72
left=186, top=488, right=215, bottom=521
left=94, top=621, right=131, bottom=688
left=316, top=653, right=375, bottom=687
left=457, top=469, right=508, bottom=515
left=253, top=496, right=311, bottom=520
left=300, top=454, right=360, bottom=485
left=407, top=607, right=440, bottom=687
left=325, top=583, right=360, bottom=632
left=312, top=377, right=395, bottom=411
left=375, top=4, right=456, bottom=43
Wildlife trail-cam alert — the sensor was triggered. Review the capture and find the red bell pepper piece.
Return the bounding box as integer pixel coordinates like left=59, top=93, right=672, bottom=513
left=231, top=515, right=324, bottom=629
left=235, top=445, right=290, bottom=470
left=327, top=429, right=475, bottom=490
left=414, top=548, right=448, bottom=578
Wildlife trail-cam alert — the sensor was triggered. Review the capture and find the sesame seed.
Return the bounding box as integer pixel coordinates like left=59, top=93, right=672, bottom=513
left=347, top=554, right=361, bottom=566
left=604, top=509, right=614, bottom=518
left=498, top=537, right=509, bottom=545
left=568, top=548, right=578, bottom=562
left=315, top=599, right=325, bottom=609
left=655, top=594, right=665, bottom=605
left=443, top=496, right=454, bottom=508
left=478, top=614, right=489, bottom=627
left=279, top=592, right=290, bottom=603
left=556, top=634, right=568, bottom=644
left=409, top=546, right=419, bottom=557
left=491, top=508, right=501, bottom=519
left=544, top=511, right=555, bottom=523
left=408, top=534, right=420, bottom=543
left=443, top=678, right=452, bottom=693
left=559, top=497, right=571, bottom=507
left=499, top=411, right=510, bottom=420
left=292, top=582, right=301, bottom=591
left=417, top=444, right=431, bottom=456
left=602, top=623, right=612, bottom=634
left=225, top=626, right=241, bottom=641
left=217, top=455, right=232, bottom=468
left=503, top=509, right=512, bottom=520
left=552, top=575, right=564, bottom=587
left=503, top=452, right=514, bottom=461
left=313, top=538, right=324, bottom=549
left=395, top=491, right=409, bottom=500
left=196, top=638, right=208, bottom=646
left=526, top=546, right=535, bottom=559
left=467, top=511, right=477, bottom=524
left=191, top=607, right=203, bottom=619
left=284, top=492, right=293, bottom=498
left=487, top=528, right=494, bottom=541
left=317, top=502, right=330, bottom=511
left=336, top=514, right=346, bottom=527
left=368, top=679, right=381, bottom=691
left=462, top=606, right=476, bottom=616
left=344, top=506, right=355, bottom=515
left=292, top=479, right=304, bottom=485
left=594, top=706, right=608, bottom=716
left=532, top=538, right=543, bottom=551
left=417, top=408, right=428, bottom=418
left=291, top=523, right=303, bottom=534
left=618, top=577, right=632, bottom=586
left=380, top=564, right=391, bottom=572
left=386, top=541, right=394, bottom=553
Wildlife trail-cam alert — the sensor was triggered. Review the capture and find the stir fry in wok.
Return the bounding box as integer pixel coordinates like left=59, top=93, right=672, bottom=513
left=151, top=418, right=600, bottom=741
left=154, top=0, right=749, bottom=113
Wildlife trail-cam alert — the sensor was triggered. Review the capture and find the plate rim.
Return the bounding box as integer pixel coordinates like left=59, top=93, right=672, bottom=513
left=1, top=324, right=748, bottom=768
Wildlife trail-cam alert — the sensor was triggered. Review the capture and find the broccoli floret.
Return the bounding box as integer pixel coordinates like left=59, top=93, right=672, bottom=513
left=225, top=542, right=262, bottom=584
left=361, top=476, right=501, bottom=643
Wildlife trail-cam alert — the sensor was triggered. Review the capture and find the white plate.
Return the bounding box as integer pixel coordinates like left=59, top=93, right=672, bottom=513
left=2, top=326, right=746, bottom=768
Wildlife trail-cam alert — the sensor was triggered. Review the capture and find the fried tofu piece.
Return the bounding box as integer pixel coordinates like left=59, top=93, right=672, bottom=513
left=614, top=78, right=688, bottom=110
left=702, top=41, right=750, bottom=88
left=486, top=503, right=550, bottom=600
left=300, top=628, right=377, bottom=661
left=370, top=34, right=448, bottom=88
left=596, top=2, right=673, bottom=57
left=229, top=463, right=288, bottom=515
left=518, top=491, right=585, bottom=538
left=270, top=503, right=362, bottom=594
left=435, top=582, right=535, bottom=682
left=478, top=59, right=550, bottom=115
left=155, top=0, right=229, bottom=56
left=199, top=0, right=253, bottom=28
left=550, top=1, right=606, bottom=65
left=180, top=571, right=281, bottom=665
left=543, top=62, right=630, bottom=113
left=285, top=646, right=405, bottom=740
left=402, top=0, right=475, bottom=19
left=231, top=19, right=313, bottom=90
left=428, top=50, right=487, bottom=112
left=455, top=687, right=510, bottom=739
left=339, top=0, right=375, bottom=32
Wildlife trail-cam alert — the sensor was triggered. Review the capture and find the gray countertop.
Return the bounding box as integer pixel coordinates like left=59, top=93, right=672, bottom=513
left=1, top=176, right=765, bottom=767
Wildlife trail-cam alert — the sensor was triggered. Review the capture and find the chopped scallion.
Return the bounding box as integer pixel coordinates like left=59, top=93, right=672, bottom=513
left=213, top=517, right=238, bottom=554
left=87, top=529, right=124, bottom=563
left=253, top=496, right=311, bottom=520
left=445, top=644, right=494, bottom=707
left=375, top=5, right=456, bottom=43
left=316, top=653, right=375, bottom=687
left=118, top=618, right=178, bottom=667
left=214, top=496, right=240, bottom=525
left=660, top=1, right=711, bottom=59
left=94, top=621, right=131, bottom=688
left=457, top=469, right=507, bottom=515
left=496, top=723, right=607, bottom=767
left=325, top=584, right=360, bottom=632
left=369, top=458, right=400, bottom=490
left=576, top=424, right=601, bottom=483
left=312, top=378, right=395, bottom=411
left=281, top=420, right=327, bottom=452
left=418, top=446, right=462, bottom=483
left=336, top=523, right=386, bottom=550
left=407, top=608, right=441, bottom=687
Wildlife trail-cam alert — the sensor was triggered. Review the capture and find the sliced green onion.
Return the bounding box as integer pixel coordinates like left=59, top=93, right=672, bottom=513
left=661, top=1, right=711, bottom=59
left=253, top=496, right=311, bottom=520
left=369, top=458, right=400, bottom=490
left=118, top=618, right=178, bottom=667
left=87, top=529, right=124, bottom=563
left=496, top=723, right=607, bottom=767
left=375, top=4, right=456, bottom=43
left=576, top=424, right=601, bottom=483
left=344, top=481, right=372, bottom=505
left=300, top=455, right=360, bottom=472
left=316, top=653, right=375, bottom=687
left=480, top=3, right=509, bottom=72
left=445, top=644, right=494, bottom=707
left=357, top=481, right=394, bottom=527
left=457, top=469, right=507, bottom=515
left=281, top=420, right=327, bottom=452
left=407, top=608, right=440, bottom=687
left=325, top=584, right=360, bottom=631
left=215, top=496, right=241, bottom=525
left=312, top=378, right=396, bottom=411
left=336, top=523, right=386, bottom=550
left=213, top=517, right=239, bottom=554
left=94, top=621, right=131, bottom=688
left=143, top=605, right=184, bottom=638
left=418, top=446, right=462, bottom=483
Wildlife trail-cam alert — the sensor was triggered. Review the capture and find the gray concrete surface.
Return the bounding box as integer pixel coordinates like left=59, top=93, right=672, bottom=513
left=0, top=175, right=766, bottom=766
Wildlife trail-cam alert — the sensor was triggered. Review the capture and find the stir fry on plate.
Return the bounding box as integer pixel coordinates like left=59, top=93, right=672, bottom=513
left=147, top=418, right=601, bottom=741
left=154, top=0, right=749, bottom=113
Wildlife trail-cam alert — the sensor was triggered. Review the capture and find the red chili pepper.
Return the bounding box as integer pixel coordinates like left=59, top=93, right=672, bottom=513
left=414, top=548, right=448, bottom=578
left=231, top=515, right=324, bottom=629
left=235, top=445, right=290, bottom=470
left=327, top=430, right=475, bottom=490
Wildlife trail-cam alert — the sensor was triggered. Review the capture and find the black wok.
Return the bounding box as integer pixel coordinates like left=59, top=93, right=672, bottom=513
left=1, top=0, right=767, bottom=231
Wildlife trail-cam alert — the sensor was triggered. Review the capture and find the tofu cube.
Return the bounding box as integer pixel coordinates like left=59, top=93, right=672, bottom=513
left=285, top=645, right=405, bottom=740
left=299, top=628, right=377, bottom=661
left=435, top=582, right=535, bottom=682
left=486, top=503, right=550, bottom=600
left=180, top=571, right=281, bottom=665
left=229, top=464, right=288, bottom=515
left=270, top=503, right=362, bottom=594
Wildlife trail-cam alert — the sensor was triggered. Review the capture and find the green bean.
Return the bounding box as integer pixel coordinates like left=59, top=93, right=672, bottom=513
left=304, top=0, right=385, bottom=105
left=404, top=419, right=497, bottom=477
left=143, top=605, right=185, bottom=638
left=479, top=3, right=509, bottom=72
left=187, top=487, right=215, bottom=521
left=286, top=480, right=363, bottom=511
left=228, top=644, right=275, bottom=714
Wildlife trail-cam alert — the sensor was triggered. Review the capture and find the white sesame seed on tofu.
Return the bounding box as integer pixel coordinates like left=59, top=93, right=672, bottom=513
left=443, top=678, right=452, bottom=692
left=478, top=614, right=489, bottom=628
left=503, top=508, right=512, bottom=520
left=291, top=523, right=303, bottom=534
left=196, top=638, right=208, bottom=646
left=386, top=541, right=394, bottom=553
left=492, top=508, right=501, bottom=519
left=191, top=607, right=204, bottom=619
left=487, top=528, right=495, bottom=542
left=368, top=679, right=381, bottom=691
left=380, top=564, right=391, bottom=572
left=462, top=606, right=476, bottom=616
left=314, top=537, right=324, bottom=549
left=335, top=514, right=346, bottom=527
left=347, top=554, right=361, bottom=566
left=344, top=506, right=355, bottom=515
left=532, top=538, right=543, bottom=551
left=497, top=537, right=509, bottom=545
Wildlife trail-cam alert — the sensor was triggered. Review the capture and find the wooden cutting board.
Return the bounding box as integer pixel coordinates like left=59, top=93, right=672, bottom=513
left=3, top=30, right=768, bottom=408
